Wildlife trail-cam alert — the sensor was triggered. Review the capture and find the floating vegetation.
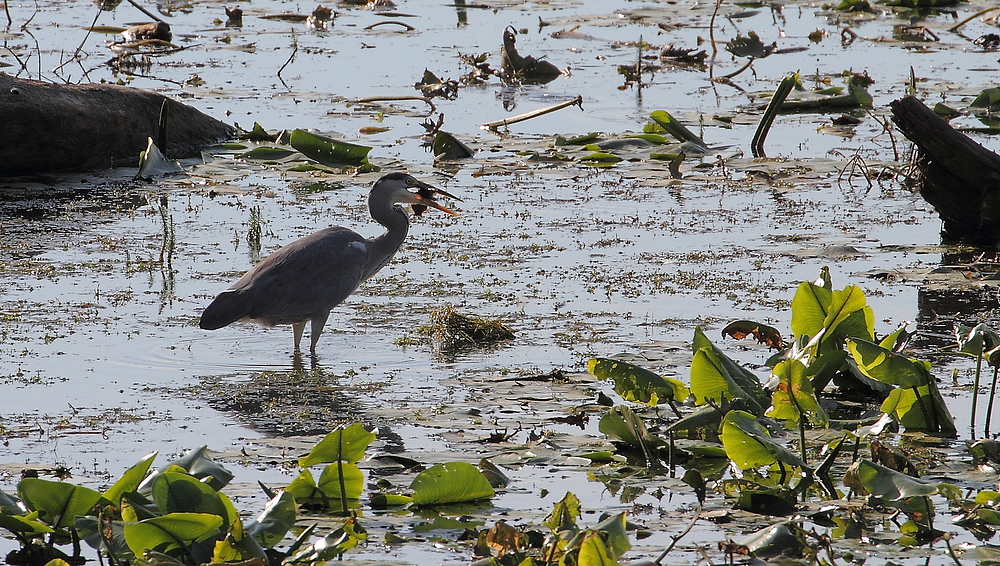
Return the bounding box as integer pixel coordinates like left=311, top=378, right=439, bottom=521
left=427, top=304, right=514, bottom=352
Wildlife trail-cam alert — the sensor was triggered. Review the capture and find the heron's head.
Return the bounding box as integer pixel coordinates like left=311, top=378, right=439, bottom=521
left=373, top=172, right=461, bottom=217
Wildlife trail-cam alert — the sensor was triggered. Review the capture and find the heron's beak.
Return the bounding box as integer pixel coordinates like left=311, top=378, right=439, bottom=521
left=413, top=185, right=461, bottom=217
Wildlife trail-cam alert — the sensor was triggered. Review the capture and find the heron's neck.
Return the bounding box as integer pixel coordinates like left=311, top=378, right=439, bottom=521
left=363, top=204, right=409, bottom=281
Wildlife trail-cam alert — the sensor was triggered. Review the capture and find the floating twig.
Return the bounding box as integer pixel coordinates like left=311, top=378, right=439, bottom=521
left=353, top=95, right=436, bottom=113
left=949, top=6, right=1000, bottom=33
left=480, top=95, right=583, bottom=131
left=364, top=20, right=416, bottom=31
left=278, top=28, right=298, bottom=82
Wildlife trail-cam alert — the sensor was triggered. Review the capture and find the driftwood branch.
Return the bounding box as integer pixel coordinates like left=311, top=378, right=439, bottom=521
left=480, top=95, right=583, bottom=131
left=890, top=96, right=1000, bottom=246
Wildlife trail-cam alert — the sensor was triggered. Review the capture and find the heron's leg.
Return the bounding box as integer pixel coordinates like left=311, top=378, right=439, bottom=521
left=309, top=312, right=330, bottom=354
left=292, top=321, right=306, bottom=351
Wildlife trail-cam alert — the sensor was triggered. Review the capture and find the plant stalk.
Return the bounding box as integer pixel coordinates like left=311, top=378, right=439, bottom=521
left=985, top=365, right=1000, bottom=436
left=972, top=352, right=983, bottom=437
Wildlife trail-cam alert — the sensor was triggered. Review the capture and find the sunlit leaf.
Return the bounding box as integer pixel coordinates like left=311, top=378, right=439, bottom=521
left=104, top=451, right=157, bottom=506
left=594, top=513, right=631, bottom=559
left=843, top=459, right=961, bottom=500
left=122, top=512, right=224, bottom=556
left=649, top=110, right=707, bottom=147
left=0, top=511, right=54, bottom=535
left=690, top=327, right=766, bottom=415
left=587, top=358, right=689, bottom=406
left=720, top=410, right=808, bottom=471
left=847, top=338, right=929, bottom=388
left=368, top=493, right=414, bottom=509
left=879, top=385, right=957, bottom=434
left=289, top=129, right=372, bottom=166
left=150, top=471, right=231, bottom=529
left=141, top=446, right=234, bottom=492
left=17, top=478, right=105, bottom=530
left=317, top=463, right=364, bottom=500
left=576, top=531, right=617, bottom=566
left=542, top=492, right=580, bottom=532
left=284, top=469, right=319, bottom=503
left=410, top=462, right=495, bottom=506
left=136, top=137, right=183, bottom=180
left=765, top=359, right=828, bottom=427
left=598, top=405, right=664, bottom=467
left=298, top=423, right=377, bottom=467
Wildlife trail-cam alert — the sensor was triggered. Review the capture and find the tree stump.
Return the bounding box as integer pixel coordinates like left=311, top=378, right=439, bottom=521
left=890, top=96, right=1000, bottom=247
left=0, top=73, right=234, bottom=176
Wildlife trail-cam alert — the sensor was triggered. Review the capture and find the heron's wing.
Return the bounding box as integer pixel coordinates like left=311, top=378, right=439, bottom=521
left=201, top=227, right=369, bottom=328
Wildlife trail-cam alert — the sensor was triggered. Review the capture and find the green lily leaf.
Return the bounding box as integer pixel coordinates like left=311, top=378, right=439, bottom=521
left=151, top=472, right=231, bottom=525
left=104, top=452, right=157, bottom=507
left=735, top=522, right=808, bottom=558
left=649, top=110, right=707, bottom=147
left=410, top=462, right=495, bottom=506
left=17, top=478, right=105, bottom=530
left=790, top=278, right=873, bottom=349
left=599, top=405, right=664, bottom=467
left=593, top=513, right=631, bottom=559
left=576, top=531, right=617, bottom=565
left=971, top=87, right=1000, bottom=109
left=721, top=410, right=808, bottom=471
left=299, top=423, right=377, bottom=467
left=246, top=491, right=296, bottom=549
left=587, top=357, right=690, bottom=406
left=846, top=338, right=929, bottom=388
left=317, top=463, right=364, bottom=500
left=690, top=327, right=766, bottom=415
left=555, top=132, right=600, bottom=146
left=284, top=469, right=320, bottom=503
left=765, top=359, right=828, bottom=427
left=289, top=129, right=372, bottom=166
left=0, top=488, right=22, bottom=514
left=543, top=491, right=581, bottom=533
left=123, top=512, right=224, bottom=556
left=843, top=459, right=961, bottom=500
left=0, top=511, right=54, bottom=535
left=956, top=323, right=1000, bottom=357
left=143, top=446, right=234, bottom=491
left=237, top=146, right=297, bottom=160
left=578, top=152, right=622, bottom=164
left=432, top=131, right=475, bottom=159
left=879, top=384, right=957, bottom=434
left=368, top=493, right=414, bottom=510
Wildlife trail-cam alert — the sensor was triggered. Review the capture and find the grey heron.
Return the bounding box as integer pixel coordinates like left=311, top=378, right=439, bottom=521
left=199, top=172, right=459, bottom=354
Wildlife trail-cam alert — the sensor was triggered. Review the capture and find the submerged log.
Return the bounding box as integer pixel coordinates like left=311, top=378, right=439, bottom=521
left=0, top=73, right=234, bottom=176
left=890, top=96, right=1000, bottom=246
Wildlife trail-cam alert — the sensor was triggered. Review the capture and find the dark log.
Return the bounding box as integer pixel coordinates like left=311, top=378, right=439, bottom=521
left=0, top=73, right=234, bottom=176
left=890, top=96, right=1000, bottom=246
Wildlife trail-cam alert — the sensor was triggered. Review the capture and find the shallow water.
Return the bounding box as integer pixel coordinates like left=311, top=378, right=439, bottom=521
left=3, top=0, right=1000, bottom=563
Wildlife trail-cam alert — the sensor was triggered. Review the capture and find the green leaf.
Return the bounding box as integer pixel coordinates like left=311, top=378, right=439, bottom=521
left=971, top=87, right=1000, bottom=109
left=598, top=405, right=664, bottom=466
left=593, top=513, right=631, bottom=559
left=104, top=452, right=157, bottom=506
left=237, top=146, right=297, bottom=160
left=317, top=463, right=364, bottom=500
left=843, top=459, right=961, bottom=500
left=150, top=472, right=231, bottom=524
left=0, top=511, right=54, bottom=535
left=410, top=462, right=495, bottom=506
left=555, top=132, right=600, bottom=146
left=690, top=327, right=766, bottom=415
left=577, top=531, right=617, bottom=566
left=847, top=338, right=929, bottom=388
left=765, top=359, right=828, bottom=427
left=542, top=492, right=581, bottom=532
left=17, top=478, right=105, bottom=530
left=720, top=410, right=808, bottom=471
left=587, top=358, right=689, bottom=406
left=289, top=129, right=372, bottom=166
left=432, top=131, right=475, bottom=159
left=123, top=512, right=224, bottom=556
left=284, top=469, right=319, bottom=502
left=368, top=493, right=414, bottom=509
left=299, top=423, right=377, bottom=467
left=150, top=446, right=234, bottom=491
left=578, top=152, right=622, bottom=164
left=246, top=491, right=296, bottom=549
left=649, top=110, right=707, bottom=147
left=879, top=385, right=957, bottom=434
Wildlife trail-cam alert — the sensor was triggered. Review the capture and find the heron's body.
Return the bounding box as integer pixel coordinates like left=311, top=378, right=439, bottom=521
left=199, top=173, right=458, bottom=353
